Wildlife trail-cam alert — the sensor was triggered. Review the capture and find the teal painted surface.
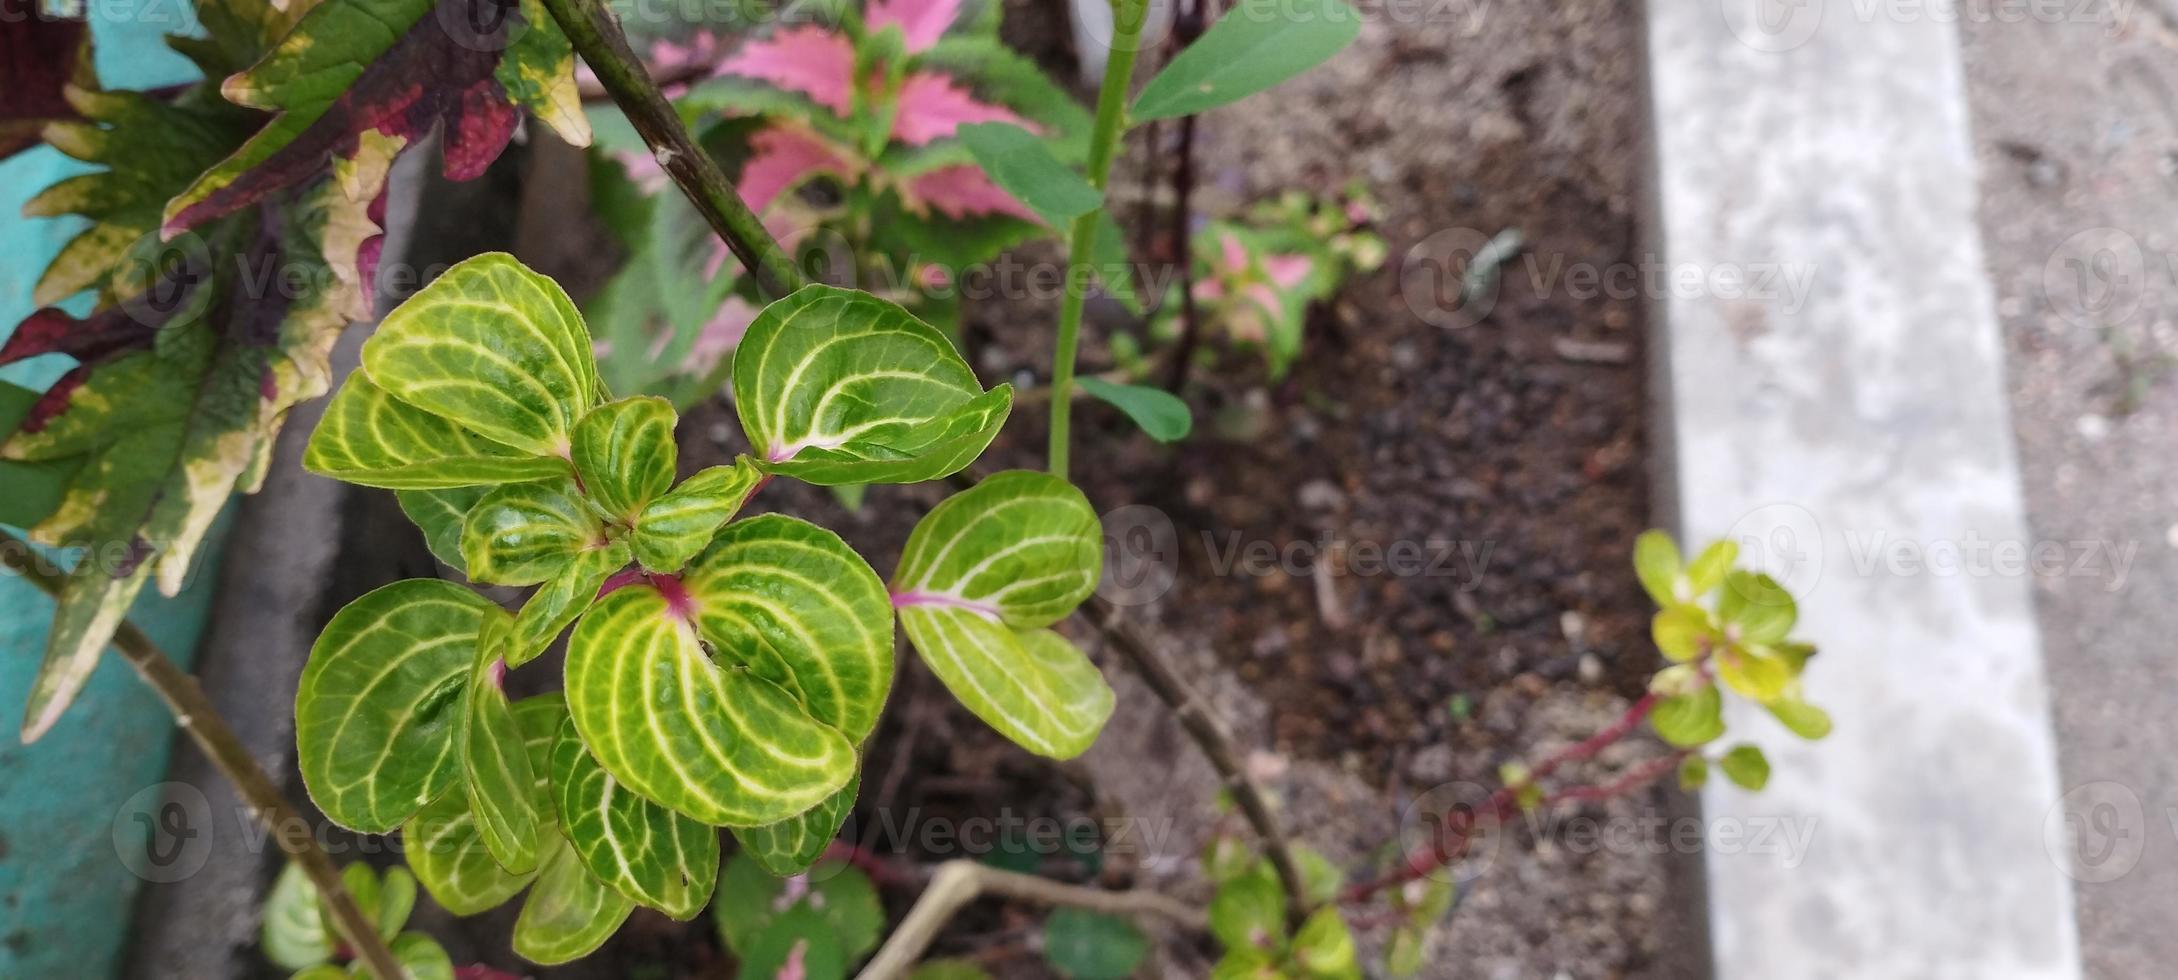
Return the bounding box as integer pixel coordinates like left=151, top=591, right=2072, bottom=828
left=0, top=17, right=229, bottom=979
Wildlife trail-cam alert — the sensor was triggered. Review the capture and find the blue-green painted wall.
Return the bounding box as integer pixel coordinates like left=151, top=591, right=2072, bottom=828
left=0, top=18, right=232, bottom=979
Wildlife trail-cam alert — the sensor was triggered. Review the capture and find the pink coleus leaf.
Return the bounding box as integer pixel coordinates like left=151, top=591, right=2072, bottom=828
left=738, top=125, right=857, bottom=214
left=903, top=164, right=1038, bottom=221
left=687, top=295, right=760, bottom=377
left=1263, top=253, right=1315, bottom=289
left=891, top=71, right=1031, bottom=146
left=866, top=0, right=961, bottom=54
left=719, top=25, right=856, bottom=116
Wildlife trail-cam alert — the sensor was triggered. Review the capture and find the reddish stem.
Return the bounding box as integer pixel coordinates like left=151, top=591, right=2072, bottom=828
left=1338, top=690, right=1667, bottom=906
left=1543, top=750, right=1692, bottom=807
left=1527, top=690, right=1660, bottom=782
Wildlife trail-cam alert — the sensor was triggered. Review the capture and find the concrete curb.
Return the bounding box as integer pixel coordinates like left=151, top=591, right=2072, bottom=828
left=1645, top=1, right=2080, bottom=976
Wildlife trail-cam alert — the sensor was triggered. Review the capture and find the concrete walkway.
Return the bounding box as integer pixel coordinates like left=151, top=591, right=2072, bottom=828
left=1646, top=1, right=2080, bottom=976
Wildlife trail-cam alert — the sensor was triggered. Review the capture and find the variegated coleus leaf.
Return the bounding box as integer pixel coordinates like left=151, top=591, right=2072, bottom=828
left=5, top=172, right=383, bottom=741
left=891, top=470, right=1113, bottom=759
left=296, top=579, right=495, bottom=832
left=562, top=571, right=863, bottom=828
left=732, top=285, right=1010, bottom=486
left=164, top=0, right=590, bottom=237
left=407, top=693, right=565, bottom=915
left=734, top=772, right=859, bottom=876
left=0, top=8, right=90, bottom=160
left=550, top=715, right=719, bottom=919
left=29, top=84, right=256, bottom=305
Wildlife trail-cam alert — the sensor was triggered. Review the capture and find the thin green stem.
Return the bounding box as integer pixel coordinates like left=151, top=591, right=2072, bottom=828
left=1049, top=0, right=1153, bottom=476
left=538, top=0, right=807, bottom=299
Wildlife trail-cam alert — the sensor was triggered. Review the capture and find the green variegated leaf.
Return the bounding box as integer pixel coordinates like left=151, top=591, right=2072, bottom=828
left=405, top=789, right=532, bottom=916
left=630, top=459, right=761, bottom=573
left=564, top=585, right=858, bottom=827
left=384, top=931, right=455, bottom=980
left=551, top=717, right=719, bottom=918
left=460, top=475, right=603, bottom=586
left=681, top=514, right=894, bottom=742
left=406, top=694, right=565, bottom=915
left=361, top=253, right=600, bottom=458
left=571, top=396, right=677, bottom=522
left=306, top=372, right=568, bottom=490
left=891, top=471, right=1110, bottom=758
left=501, top=540, right=630, bottom=668
left=262, top=861, right=333, bottom=970
left=512, top=841, right=634, bottom=966
left=898, top=612, right=1113, bottom=759
left=734, top=773, right=858, bottom=876
left=375, top=865, right=418, bottom=937
left=397, top=484, right=491, bottom=574
left=461, top=611, right=541, bottom=875
left=298, top=579, right=492, bottom=832
left=732, top=285, right=1011, bottom=486
left=890, top=470, right=1103, bottom=628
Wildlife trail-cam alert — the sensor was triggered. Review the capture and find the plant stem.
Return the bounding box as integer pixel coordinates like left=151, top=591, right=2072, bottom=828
left=1337, top=691, right=1671, bottom=907
left=1160, top=112, right=1202, bottom=392
left=537, top=0, right=806, bottom=300
left=1049, top=0, right=1153, bottom=477
left=855, top=860, right=1206, bottom=980
left=1084, top=598, right=1312, bottom=928
left=0, top=536, right=405, bottom=980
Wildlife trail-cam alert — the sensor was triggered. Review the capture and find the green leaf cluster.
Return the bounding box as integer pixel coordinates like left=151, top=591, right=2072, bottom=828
left=1199, top=843, right=1364, bottom=980
left=261, top=860, right=452, bottom=980
left=296, top=254, right=1115, bottom=962
left=1634, top=531, right=1831, bottom=770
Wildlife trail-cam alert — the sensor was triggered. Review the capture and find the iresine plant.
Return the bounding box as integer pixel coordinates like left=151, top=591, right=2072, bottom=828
left=583, top=0, right=1094, bottom=405
left=291, top=252, right=1114, bottom=963
left=1184, top=532, right=1831, bottom=979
